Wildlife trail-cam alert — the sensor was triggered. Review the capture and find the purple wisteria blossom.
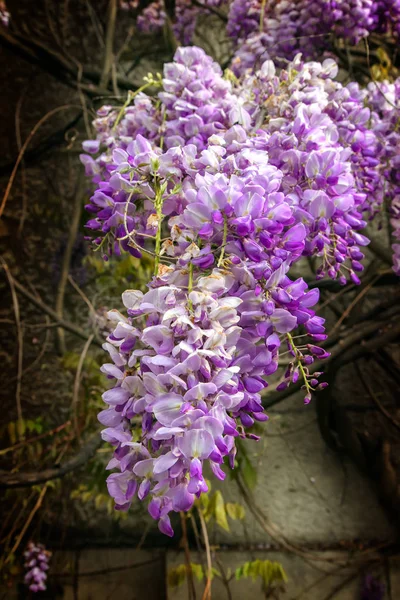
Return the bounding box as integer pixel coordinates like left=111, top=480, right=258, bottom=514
left=101, top=259, right=323, bottom=535
left=365, top=77, right=400, bottom=272
left=80, top=45, right=398, bottom=535
left=23, top=542, right=51, bottom=593
left=0, top=1, right=9, bottom=26
left=132, top=0, right=225, bottom=43
left=238, top=56, right=371, bottom=283
left=228, top=0, right=400, bottom=76
left=361, top=574, right=385, bottom=600
left=137, top=1, right=166, bottom=34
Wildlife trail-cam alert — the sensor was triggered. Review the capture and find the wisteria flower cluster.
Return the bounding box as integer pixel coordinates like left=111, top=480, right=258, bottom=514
left=124, top=0, right=225, bottom=44
left=365, top=78, right=400, bottom=273
left=23, top=542, right=51, bottom=593
left=81, top=46, right=398, bottom=536
left=228, top=0, right=400, bottom=76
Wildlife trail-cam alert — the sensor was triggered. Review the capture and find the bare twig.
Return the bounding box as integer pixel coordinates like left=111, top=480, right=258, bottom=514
left=0, top=104, right=81, bottom=219
left=0, top=434, right=101, bottom=488
left=68, top=275, right=97, bottom=318
left=0, top=258, right=24, bottom=434
left=329, top=273, right=382, bottom=335
left=356, top=363, right=400, bottom=431
left=0, top=28, right=136, bottom=96
left=321, top=572, right=359, bottom=600
left=0, top=112, right=83, bottom=178
left=264, top=305, right=400, bottom=408
left=198, top=508, right=212, bottom=600
left=1, top=273, right=103, bottom=348
left=72, top=334, right=95, bottom=434
left=10, top=316, right=51, bottom=382
left=192, top=0, right=227, bottom=21
left=366, top=236, right=393, bottom=266
left=55, top=172, right=85, bottom=354
left=0, top=421, right=72, bottom=456
left=214, top=557, right=233, bottom=600
left=53, top=556, right=163, bottom=579
left=100, top=0, right=118, bottom=89
left=180, top=512, right=196, bottom=600
left=4, top=485, right=48, bottom=564
left=84, top=0, right=105, bottom=49
left=14, top=82, right=32, bottom=236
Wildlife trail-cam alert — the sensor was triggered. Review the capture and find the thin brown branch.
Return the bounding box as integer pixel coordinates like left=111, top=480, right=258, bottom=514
left=0, top=112, right=83, bottom=177
left=53, top=556, right=164, bottom=579
left=0, top=271, right=103, bottom=347
left=4, top=486, right=48, bottom=564
left=72, top=334, right=95, bottom=434
left=191, top=0, right=228, bottom=21
left=100, top=0, right=118, bottom=89
left=329, top=272, right=382, bottom=335
left=0, top=28, right=135, bottom=96
left=11, top=316, right=51, bottom=382
left=68, top=275, right=97, bottom=318
left=55, top=173, right=85, bottom=354
left=356, top=363, right=400, bottom=431
left=0, top=434, right=101, bottom=489
left=198, top=508, right=212, bottom=600
left=367, top=236, right=393, bottom=266
left=14, top=82, right=31, bottom=236
left=0, top=104, right=81, bottom=219
left=180, top=512, right=196, bottom=600
left=264, top=305, right=400, bottom=408
left=0, top=258, right=24, bottom=433
left=0, top=421, right=72, bottom=456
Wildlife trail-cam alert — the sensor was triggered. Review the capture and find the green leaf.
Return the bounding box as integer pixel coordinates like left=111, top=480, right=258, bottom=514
left=190, top=563, right=204, bottom=582
left=168, top=565, right=187, bottom=588
left=226, top=502, right=245, bottom=521
left=7, top=422, right=16, bottom=445
left=16, top=419, right=26, bottom=438
left=235, top=560, right=288, bottom=587
left=214, top=491, right=230, bottom=532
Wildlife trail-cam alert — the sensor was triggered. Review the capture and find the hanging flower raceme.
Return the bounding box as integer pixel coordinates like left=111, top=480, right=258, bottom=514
left=80, top=46, right=400, bottom=535
left=123, top=0, right=225, bottom=44
left=237, top=56, right=372, bottom=283
left=227, top=0, right=400, bottom=76
left=364, top=77, right=400, bottom=274
left=100, top=253, right=324, bottom=535
left=23, top=542, right=51, bottom=593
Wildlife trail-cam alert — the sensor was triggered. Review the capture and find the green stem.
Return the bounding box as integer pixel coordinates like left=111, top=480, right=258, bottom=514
left=113, top=85, right=146, bottom=131
left=217, top=216, right=228, bottom=268
left=259, top=0, right=267, bottom=32
left=188, top=262, right=194, bottom=312
left=188, top=262, right=194, bottom=293
left=153, top=182, right=164, bottom=276
left=113, top=79, right=160, bottom=131
left=286, top=332, right=312, bottom=395
left=100, top=0, right=117, bottom=89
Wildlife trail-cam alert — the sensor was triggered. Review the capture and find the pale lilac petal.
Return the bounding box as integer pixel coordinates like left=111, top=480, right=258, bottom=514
left=177, top=429, right=214, bottom=459
left=153, top=451, right=179, bottom=474
left=153, top=394, right=184, bottom=426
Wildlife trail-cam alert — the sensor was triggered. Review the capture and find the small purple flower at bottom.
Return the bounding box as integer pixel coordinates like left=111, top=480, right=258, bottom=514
left=23, top=542, right=51, bottom=593
left=361, top=574, right=385, bottom=600
left=0, top=1, right=9, bottom=26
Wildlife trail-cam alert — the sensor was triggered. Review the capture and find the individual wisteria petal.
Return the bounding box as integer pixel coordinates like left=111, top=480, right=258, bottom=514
left=177, top=429, right=215, bottom=459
